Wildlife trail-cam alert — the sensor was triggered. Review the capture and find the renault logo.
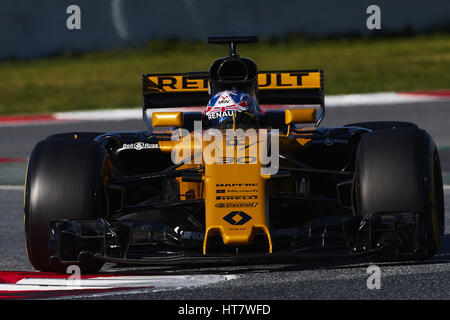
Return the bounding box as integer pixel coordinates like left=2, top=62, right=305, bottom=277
left=222, top=211, right=252, bottom=225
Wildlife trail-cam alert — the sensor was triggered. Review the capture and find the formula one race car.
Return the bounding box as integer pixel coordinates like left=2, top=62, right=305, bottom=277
left=24, top=36, right=445, bottom=273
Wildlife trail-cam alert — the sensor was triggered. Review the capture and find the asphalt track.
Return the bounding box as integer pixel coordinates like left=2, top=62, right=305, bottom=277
left=0, top=100, right=449, bottom=300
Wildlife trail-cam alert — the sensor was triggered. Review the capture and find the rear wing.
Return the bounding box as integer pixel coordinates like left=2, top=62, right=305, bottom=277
left=142, top=70, right=325, bottom=125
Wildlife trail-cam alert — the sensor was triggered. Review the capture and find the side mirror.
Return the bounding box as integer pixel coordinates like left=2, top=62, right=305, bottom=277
left=152, top=112, right=184, bottom=128
left=285, top=108, right=317, bottom=125
left=285, top=108, right=317, bottom=135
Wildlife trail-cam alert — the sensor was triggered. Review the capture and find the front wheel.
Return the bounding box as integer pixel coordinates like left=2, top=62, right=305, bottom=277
left=24, top=138, right=112, bottom=273
left=354, top=128, right=445, bottom=260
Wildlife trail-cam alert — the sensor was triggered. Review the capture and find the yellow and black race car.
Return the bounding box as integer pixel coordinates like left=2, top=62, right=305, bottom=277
left=24, top=36, right=445, bottom=273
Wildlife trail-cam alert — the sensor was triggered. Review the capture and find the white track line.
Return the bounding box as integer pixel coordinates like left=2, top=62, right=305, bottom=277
left=0, top=185, right=24, bottom=191
left=325, top=92, right=447, bottom=107
left=0, top=274, right=238, bottom=293
left=53, top=93, right=449, bottom=121
left=53, top=108, right=143, bottom=121
left=0, top=92, right=448, bottom=126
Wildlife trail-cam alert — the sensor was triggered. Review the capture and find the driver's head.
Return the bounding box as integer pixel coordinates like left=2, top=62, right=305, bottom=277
left=204, top=90, right=259, bottom=129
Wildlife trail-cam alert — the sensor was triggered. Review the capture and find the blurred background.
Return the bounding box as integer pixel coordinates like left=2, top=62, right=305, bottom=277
left=0, top=0, right=449, bottom=114
left=1, top=0, right=450, bottom=185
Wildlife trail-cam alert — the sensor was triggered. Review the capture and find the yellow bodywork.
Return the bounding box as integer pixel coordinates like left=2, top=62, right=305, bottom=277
left=152, top=112, right=184, bottom=127
left=285, top=108, right=316, bottom=125
left=152, top=109, right=319, bottom=254
left=202, top=159, right=271, bottom=254
left=160, top=129, right=273, bottom=254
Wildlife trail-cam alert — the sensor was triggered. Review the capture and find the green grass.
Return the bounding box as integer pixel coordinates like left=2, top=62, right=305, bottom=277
left=1, top=34, right=450, bottom=115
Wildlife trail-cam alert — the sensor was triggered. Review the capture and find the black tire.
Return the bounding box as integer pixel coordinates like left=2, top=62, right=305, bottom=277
left=345, top=121, right=417, bottom=131
left=24, top=138, right=112, bottom=273
left=354, top=128, right=445, bottom=259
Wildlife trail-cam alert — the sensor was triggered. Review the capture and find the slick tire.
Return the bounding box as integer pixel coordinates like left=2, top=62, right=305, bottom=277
left=354, top=128, right=445, bottom=260
left=24, top=138, right=112, bottom=273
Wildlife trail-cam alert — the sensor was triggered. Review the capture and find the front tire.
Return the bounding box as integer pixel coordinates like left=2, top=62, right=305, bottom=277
left=24, top=138, right=112, bottom=273
left=354, top=128, right=445, bottom=260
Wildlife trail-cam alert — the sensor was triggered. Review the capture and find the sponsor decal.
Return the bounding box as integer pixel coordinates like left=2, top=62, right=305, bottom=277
left=179, top=231, right=205, bottom=241
left=223, top=211, right=252, bottom=225
left=227, top=189, right=258, bottom=193
left=324, top=137, right=334, bottom=146
left=145, top=71, right=321, bottom=93
left=207, top=110, right=235, bottom=120
left=146, top=75, right=208, bottom=93
left=216, top=195, right=258, bottom=200
left=216, top=189, right=258, bottom=193
left=215, top=202, right=258, bottom=208
left=257, top=72, right=321, bottom=90
left=311, top=139, right=348, bottom=145
left=272, top=227, right=302, bottom=238
left=216, top=183, right=258, bottom=187
left=217, top=93, right=231, bottom=105
left=122, top=142, right=159, bottom=150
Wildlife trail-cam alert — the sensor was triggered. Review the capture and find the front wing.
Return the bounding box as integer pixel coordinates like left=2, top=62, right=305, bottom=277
left=49, top=211, right=421, bottom=267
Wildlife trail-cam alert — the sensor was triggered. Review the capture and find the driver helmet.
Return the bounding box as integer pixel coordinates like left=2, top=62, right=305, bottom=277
left=204, top=90, right=259, bottom=129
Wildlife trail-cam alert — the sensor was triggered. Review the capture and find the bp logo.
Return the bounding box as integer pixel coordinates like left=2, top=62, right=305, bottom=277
left=222, top=211, right=252, bottom=225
